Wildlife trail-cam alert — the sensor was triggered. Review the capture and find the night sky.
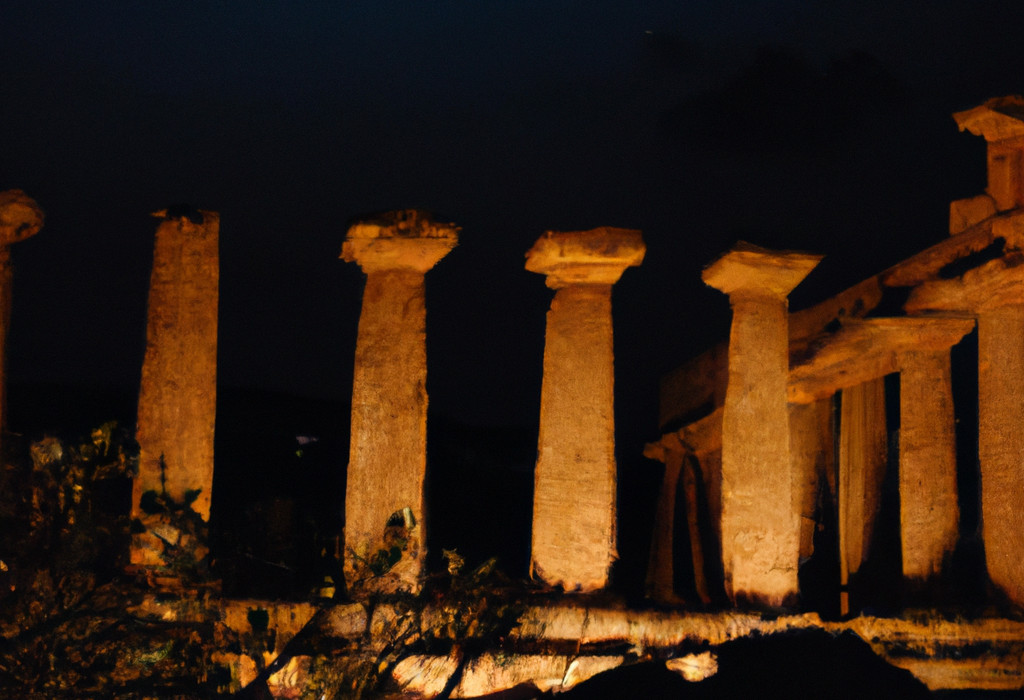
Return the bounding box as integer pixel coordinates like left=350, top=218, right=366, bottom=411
left=2, top=3, right=1024, bottom=458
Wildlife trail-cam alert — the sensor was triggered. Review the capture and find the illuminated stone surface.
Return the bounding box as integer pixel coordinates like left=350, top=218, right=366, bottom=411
left=342, top=210, right=458, bottom=593
left=789, top=399, right=833, bottom=568
left=898, top=348, right=961, bottom=582
left=527, top=227, right=644, bottom=592
left=703, top=242, right=821, bottom=608
left=954, top=95, right=1024, bottom=212
left=907, top=257, right=1024, bottom=605
left=838, top=377, right=887, bottom=614
left=977, top=305, right=1024, bottom=606
left=643, top=437, right=685, bottom=604
left=133, top=210, right=219, bottom=538
left=0, top=190, right=42, bottom=439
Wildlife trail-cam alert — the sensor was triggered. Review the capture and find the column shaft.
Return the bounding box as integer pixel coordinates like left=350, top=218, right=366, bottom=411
left=532, top=284, right=617, bottom=591
left=720, top=291, right=799, bottom=606
left=790, top=399, right=833, bottom=566
left=838, top=377, right=888, bottom=609
left=899, top=349, right=959, bottom=581
left=978, top=306, right=1024, bottom=604
left=646, top=447, right=683, bottom=603
left=134, top=212, right=219, bottom=524
left=344, top=269, right=428, bottom=590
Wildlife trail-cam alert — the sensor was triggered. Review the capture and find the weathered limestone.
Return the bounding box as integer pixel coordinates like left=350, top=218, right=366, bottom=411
left=703, top=242, right=822, bottom=607
left=789, top=400, right=834, bottom=568
left=526, top=227, right=644, bottom=592
left=953, top=95, right=1024, bottom=215
left=133, top=209, right=219, bottom=566
left=643, top=438, right=685, bottom=604
left=976, top=305, right=1024, bottom=605
left=342, top=210, right=458, bottom=593
left=898, top=347, right=962, bottom=582
left=0, top=190, right=43, bottom=439
left=908, top=258, right=1024, bottom=604
left=790, top=316, right=971, bottom=584
left=838, top=377, right=888, bottom=615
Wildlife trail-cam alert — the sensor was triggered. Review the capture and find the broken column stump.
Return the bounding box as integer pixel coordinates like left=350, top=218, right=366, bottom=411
left=703, top=242, right=821, bottom=608
left=526, top=227, right=644, bottom=592
left=342, top=210, right=458, bottom=594
left=132, top=208, right=219, bottom=571
left=0, top=190, right=43, bottom=444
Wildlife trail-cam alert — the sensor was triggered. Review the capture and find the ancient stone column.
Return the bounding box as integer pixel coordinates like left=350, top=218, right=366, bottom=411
left=643, top=437, right=685, bottom=604
left=838, top=377, right=888, bottom=615
left=0, top=191, right=43, bottom=438
left=526, top=227, right=644, bottom=592
left=702, top=242, right=821, bottom=608
left=898, top=349, right=960, bottom=582
left=342, top=210, right=458, bottom=593
left=133, top=209, right=218, bottom=536
left=977, top=305, right=1024, bottom=605
left=789, top=399, right=834, bottom=569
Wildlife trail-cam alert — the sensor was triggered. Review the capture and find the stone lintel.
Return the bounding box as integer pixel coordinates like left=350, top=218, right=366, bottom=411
left=906, top=253, right=1024, bottom=314
left=342, top=210, right=459, bottom=273
left=0, top=190, right=44, bottom=245
left=880, top=210, right=1024, bottom=287
left=645, top=406, right=724, bottom=465
left=702, top=241, right=822, bottom=297
left=525, top=227, right=645, bottom=288
left=954, top=96, right=1024, bottom=144
left=788, top=318, right=975, bottom=404
left=658, top=342, right=728, bottom=431
left=643, top=433, right=683, bottom=463
left=679, top=407, right=723, bottom=455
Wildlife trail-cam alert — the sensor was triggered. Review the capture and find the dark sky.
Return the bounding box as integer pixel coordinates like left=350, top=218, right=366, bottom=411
left=2, top=1, right=1023, bottom=440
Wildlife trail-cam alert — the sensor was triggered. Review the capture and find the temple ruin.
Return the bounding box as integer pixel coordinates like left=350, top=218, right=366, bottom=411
left=649, top=96, right=1024, bottom=624
left=5, top=97, right=1024, bottom=696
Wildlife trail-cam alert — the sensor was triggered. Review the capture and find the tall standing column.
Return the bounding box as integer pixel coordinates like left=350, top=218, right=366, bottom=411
left=133, top=209, right=218, bottom=567
left=976, top=305, right=1024, bottom=604
left=527, top=227, right=644, bottom=592
left=703, top=242, right=821, bottom=608
left=898, top=348, right=960, bottom=582
left=0, top=191, right=43, bottom=441
left=342, top=210, right=458, bottom=593
left=838, top=377, right=888, bottom=615
left=790, top=399, right=834, bottom=568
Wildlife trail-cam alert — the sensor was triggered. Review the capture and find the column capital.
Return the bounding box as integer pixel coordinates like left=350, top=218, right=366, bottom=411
left=342, top=210, right=459, bottom=273
left=954, top=96, right=1024, bottom=211
left=702, top=242, right=822, bottom=298
left=525, top=227, right=645, bottom=288
left=954, top=95, right=1024, bottom=144
left=0, top=190, right=43, bottom=246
